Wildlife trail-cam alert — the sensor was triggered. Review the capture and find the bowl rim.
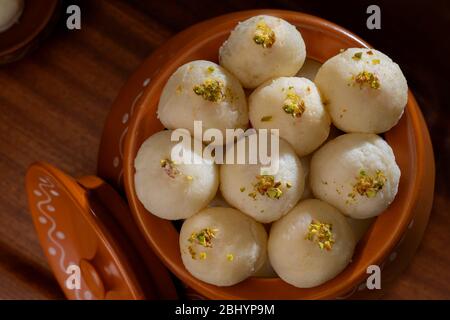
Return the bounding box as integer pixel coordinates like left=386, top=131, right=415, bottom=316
left=123, top=9, right=425, bottom=299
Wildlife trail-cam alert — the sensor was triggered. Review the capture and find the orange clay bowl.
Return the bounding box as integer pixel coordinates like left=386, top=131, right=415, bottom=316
left=123, top=10, right=435, bottom=299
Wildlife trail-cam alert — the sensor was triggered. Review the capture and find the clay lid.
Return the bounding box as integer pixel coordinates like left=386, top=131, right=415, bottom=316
left=25, top=162, right=178, bottom=300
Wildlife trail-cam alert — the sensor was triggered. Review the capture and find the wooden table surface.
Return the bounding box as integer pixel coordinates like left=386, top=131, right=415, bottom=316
left=0, top=0, right=449, bottom=300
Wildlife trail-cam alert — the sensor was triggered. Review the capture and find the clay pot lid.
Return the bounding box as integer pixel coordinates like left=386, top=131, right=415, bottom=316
left=25, top=162, right=178, bottom=300
left=0, top=0, right=59, bottom=63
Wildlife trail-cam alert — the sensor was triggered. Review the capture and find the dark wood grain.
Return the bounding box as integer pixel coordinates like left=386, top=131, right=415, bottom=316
left=0, top=0, right=449, bottom=299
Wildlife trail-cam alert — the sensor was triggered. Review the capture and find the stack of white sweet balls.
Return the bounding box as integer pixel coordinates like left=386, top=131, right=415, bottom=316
left=134, top=15, right=406, bottom=288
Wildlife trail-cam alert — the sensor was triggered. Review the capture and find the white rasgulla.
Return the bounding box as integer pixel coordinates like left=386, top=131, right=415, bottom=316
left=0, top=0, right=24, bottom=32
left=134, top=130, right=219, bottom=220
left=249, top=77, right=330, bottom=157
left=220, top=133, right=305, bottom=223
left=179, top=207, right=267, bottom=286
left=157, top=60, right=248, bottom=138
left=219, top=15, right=306, bottom=89
left=268, top=199, right=356, bottom=288
left=310, top=133, right=400, bottom=219
left=315, top=48, right=408, bottom=133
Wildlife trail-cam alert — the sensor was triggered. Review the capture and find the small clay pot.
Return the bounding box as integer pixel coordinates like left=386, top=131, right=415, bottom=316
left=0, top=0, right=59, bottom=64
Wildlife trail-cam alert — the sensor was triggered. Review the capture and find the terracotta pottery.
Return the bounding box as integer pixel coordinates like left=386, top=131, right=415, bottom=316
left=26, top=9, right=435, bottom=300
left=0, top=0, right=60, bottom=64
left=122, top=10, right=435, bottom=299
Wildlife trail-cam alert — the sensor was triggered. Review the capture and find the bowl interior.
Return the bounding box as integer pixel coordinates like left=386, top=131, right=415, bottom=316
left=124, top=10, right=420, bottom=299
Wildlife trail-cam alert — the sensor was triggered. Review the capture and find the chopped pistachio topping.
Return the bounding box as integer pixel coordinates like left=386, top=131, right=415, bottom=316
left=227, top=253, right=234, bottom=262
left=188, top=246, right=196, bottom=259
left=261, top=115, right=273, bottom=122
left=286, top=182, right=292, bottom=188
left=199, top=252, right=207, bottom=260
left=352, top=71, right=380, bottom=89
left=372, top=59, right=380, bottom=65
left=193, top=78, right=225, bottom=102
left=185, top=175, right=193, bottom=181
left=253, top=20, right=276, bottom=48
left=352, top=52, right=363, bottom=60
left=207, top=66, right=215, bottom=73
left=160, top=158, right=180, bottom=178
left=348, top=170, right=387, bottom=199
left=251, top=175, right=283, bottom=199
left=189, top=228, right=218, bottom=248
left=282, top=88, right=306, bottom=118
left=240, top=187, right=246, bottom=192
left=305, top=220, right=335, bottom=251
left=366, top=50, right=374, bottom=55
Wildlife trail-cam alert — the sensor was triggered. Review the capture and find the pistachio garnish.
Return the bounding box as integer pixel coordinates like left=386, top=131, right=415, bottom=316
left=187, top=228, right=218, bottom=260
left=160, top=158, right=180, bottom=178
left=282, top=88, right=306, bottom=118
left=253, top=20, right=275, bottom=48
left=305, top=220, right=335, bottom=251
left=348, top=169, right=387, bottom=199
left=352, top=71, right=380, bottom=89
left=189, top=228, right=218, bottom=248
left=193, top=79, right=225, bottom=102
left=352, top=52, right=363, bottom=61
left=250, top=175, right=283, bottom=199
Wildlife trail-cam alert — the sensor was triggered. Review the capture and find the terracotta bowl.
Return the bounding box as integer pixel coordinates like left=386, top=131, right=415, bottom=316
left=0, top=0, right=59, bottom=64
left=123, top=10, right=435, bottom=299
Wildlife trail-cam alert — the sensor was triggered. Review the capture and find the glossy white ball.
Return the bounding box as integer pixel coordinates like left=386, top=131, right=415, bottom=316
left=315, top=48, right=408, bottom=133
left=134, top=130, right=219, bottom=220
left=219, top=15, right=306, bottom=89
left=310, top=133, right=400, bottom=219
left=249, top=77, right=330, bottom=157
left=269, top=199, right=356, bottom=288
left=220, top=133, right=305, bottom=223
left=157, top=60, right=248, bottom=138
left=180, top=207, right=267, bottom=286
